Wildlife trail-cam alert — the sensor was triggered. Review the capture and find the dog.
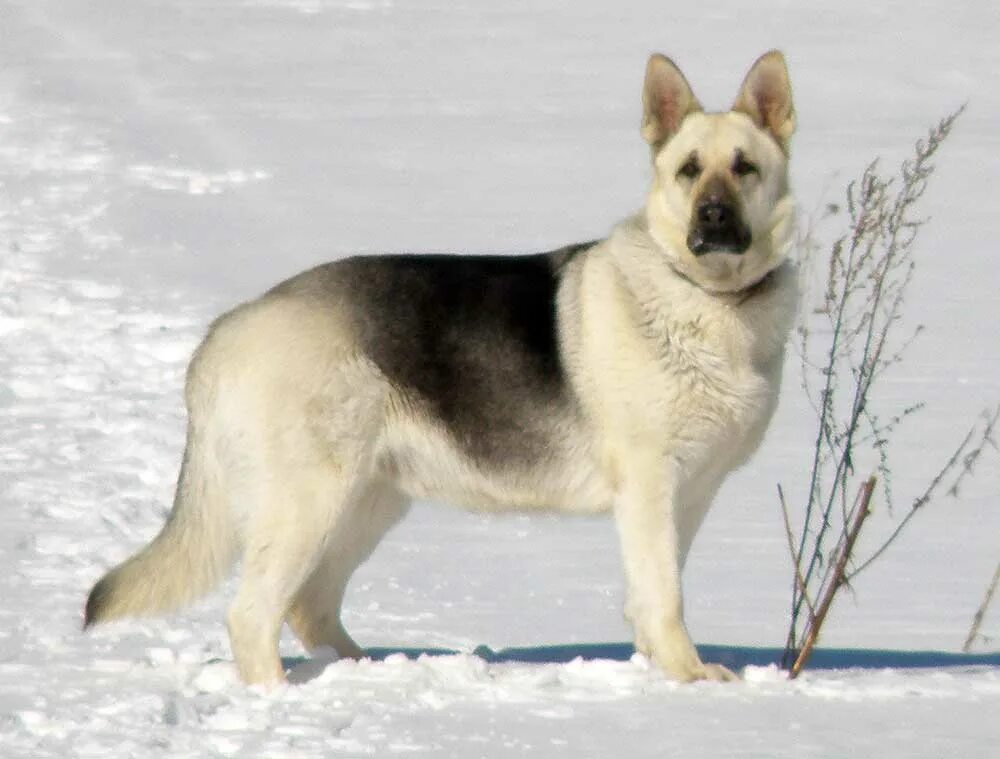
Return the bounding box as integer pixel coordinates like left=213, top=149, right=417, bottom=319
left=85, top=51, right=798, bottom=685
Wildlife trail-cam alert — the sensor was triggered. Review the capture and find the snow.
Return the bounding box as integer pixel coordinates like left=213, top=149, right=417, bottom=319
left=2, top=0, right=1000, bottom=756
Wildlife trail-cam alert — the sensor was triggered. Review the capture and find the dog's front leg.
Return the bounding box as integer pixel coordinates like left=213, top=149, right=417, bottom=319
left=613, top=453, right=737, bottom=683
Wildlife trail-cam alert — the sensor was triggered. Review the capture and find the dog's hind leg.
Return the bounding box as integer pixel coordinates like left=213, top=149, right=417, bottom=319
left=225, top=460, right=370, bottom=686
left=287, top=482, right=409, bottom=659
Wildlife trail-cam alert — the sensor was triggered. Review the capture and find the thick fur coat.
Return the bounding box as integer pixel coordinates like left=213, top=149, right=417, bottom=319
left=86, top=51, right=799, bottom=685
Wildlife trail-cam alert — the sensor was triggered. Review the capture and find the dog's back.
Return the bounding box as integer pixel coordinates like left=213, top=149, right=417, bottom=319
left=269, top=247, right=588, bottom=465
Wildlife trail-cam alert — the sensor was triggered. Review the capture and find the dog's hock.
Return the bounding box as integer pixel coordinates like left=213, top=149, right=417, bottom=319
left=732, top=50, right=796, bottom=151
left=641, top=54, right=703, bottom=147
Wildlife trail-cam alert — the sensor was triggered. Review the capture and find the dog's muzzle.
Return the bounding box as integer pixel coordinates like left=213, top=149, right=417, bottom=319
left=687, top=200, right=752, bottom=256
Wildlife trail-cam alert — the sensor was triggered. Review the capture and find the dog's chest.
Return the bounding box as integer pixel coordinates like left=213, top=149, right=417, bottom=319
left=649, top=313, right=777, bottom=438
left=581, top=267, right=789, bottom=463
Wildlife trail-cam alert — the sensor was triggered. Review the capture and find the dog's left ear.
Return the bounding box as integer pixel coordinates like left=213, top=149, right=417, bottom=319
left=733, top=50, right=795, bottom=151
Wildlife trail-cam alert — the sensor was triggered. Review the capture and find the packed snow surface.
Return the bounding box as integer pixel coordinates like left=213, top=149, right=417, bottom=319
left=2, top=1, right=999, bottom=756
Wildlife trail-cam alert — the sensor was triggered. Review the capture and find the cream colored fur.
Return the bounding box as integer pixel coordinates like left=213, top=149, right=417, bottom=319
left=86, top=51, right=799, bottom=686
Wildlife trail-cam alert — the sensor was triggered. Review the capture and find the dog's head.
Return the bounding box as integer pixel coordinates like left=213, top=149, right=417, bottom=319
left=641, top=51, right=796, bottom=293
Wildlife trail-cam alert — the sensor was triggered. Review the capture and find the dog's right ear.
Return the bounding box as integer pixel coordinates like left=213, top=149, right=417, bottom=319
left=641, top=54, right=702, bottom=148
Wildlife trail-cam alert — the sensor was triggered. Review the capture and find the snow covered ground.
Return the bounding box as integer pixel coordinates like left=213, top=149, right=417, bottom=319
left=2, top=1, right=999, bottom=756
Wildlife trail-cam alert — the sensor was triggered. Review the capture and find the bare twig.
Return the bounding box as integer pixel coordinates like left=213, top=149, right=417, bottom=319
left=963, top=561, right=1000, bottom=653
left=789, top=477, right=876, bottom=679
left=848, top=405, right=999, bottom=581
left=778, top=483, right=815, bottom=663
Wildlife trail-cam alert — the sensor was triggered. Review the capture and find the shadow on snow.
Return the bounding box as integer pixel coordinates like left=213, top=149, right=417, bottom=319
left=365, top=643, right=1000, bottom=670
left=282, top=643, right=1000, bottom=682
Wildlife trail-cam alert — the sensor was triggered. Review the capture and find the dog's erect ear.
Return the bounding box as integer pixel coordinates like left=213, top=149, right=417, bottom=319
left=641, top=54, right=702, bottom=147
left=732, top=50, right=796, bottom=151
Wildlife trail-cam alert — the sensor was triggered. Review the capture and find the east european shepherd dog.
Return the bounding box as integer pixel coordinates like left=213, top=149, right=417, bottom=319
left=86, top=51, right=798, bottom=685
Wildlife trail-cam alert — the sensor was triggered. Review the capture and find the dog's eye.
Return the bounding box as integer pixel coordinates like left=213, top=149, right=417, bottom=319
left=732, top=153, right=758, bottom=177
left=677, top=157, right=701, bottom=180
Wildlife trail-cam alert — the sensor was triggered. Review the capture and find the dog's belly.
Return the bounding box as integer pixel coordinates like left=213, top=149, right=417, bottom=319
left=378, top=413, right=614, bottom=515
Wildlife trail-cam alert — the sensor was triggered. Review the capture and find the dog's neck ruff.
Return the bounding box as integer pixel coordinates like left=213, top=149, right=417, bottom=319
left=618, top=214, right=784, bottom=304
left=665, top=258, right=779, bottom=303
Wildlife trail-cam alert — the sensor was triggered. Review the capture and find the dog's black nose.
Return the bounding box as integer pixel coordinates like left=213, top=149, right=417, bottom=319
left=688, top=197, right=752, bottom=255
left=696, top=201, right=733, bottom=231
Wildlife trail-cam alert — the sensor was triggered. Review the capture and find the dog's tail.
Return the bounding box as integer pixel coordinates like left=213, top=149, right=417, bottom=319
left=84, top=387, right=238, bottom=628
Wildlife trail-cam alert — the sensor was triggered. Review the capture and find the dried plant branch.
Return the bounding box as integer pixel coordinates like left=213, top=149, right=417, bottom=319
left=789, top=477, right=876, bottom=679
left=848, top=405, right=1000, bottom=581
left=963, top=561, right=1000, bottom=653
left=778, top=483, right=816, bottom=652
left=779, top=107, right=998, bottom=673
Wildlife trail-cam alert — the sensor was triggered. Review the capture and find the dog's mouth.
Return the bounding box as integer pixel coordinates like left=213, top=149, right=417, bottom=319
left=686, top=205, right=752, bottom=256
left=687, top=230, right=752, bottom=256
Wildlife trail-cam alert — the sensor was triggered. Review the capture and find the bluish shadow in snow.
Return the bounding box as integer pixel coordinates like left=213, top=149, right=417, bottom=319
left=281, top=643, right=1000, bottom=683
left=282, top=643, right=1000, bottom=683
left=352, top=643, right=1000, bottom=671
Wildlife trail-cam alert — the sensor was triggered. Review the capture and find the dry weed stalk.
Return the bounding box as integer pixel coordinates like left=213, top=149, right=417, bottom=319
left=779, top=107, right=999, bottom=675
left=963, top=561, right=1000, bottom=653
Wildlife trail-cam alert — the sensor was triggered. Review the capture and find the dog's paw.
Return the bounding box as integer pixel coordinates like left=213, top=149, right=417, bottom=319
left=648, top=649, right=740, bottom=683
left=668, top=661, right=739, bottom=683
left=699, top=662, right=739, bottom=682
